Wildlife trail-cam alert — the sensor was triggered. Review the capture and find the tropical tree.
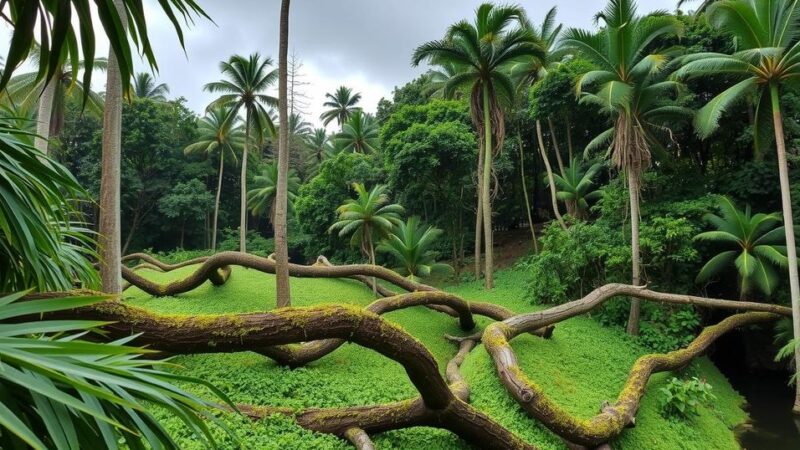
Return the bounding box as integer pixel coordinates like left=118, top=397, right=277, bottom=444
left=320, top=86, right=362, bottom=127
left=551, top=158, right=604, bottom=220
left=695, top=197, right=792, bottom=299
left=675, top=0, right=800, bottom=409
left=0, top=291, right=233, bottom=449
left=98, top=0, right=127, bottom=294
left=248, top=161, right=300, bottom=225
left=329, top=183, right=404, bottom=293
left=205, top=53, right=278, bottom=253
left=183, top=107, right=244, bottom=251
left=412, top=3, right=544, bottom=289
left=130, top=72, right=170, bottom=100
left=303, top=128, right=333, bottom=176
left=336, top=110, right=380, bottom=153
left=378, top=216, right=453, bottom=281
left=562, top=0, right=686, bottom=334
left=275, top=0, right=293, bottom=307
left=7, top=57, right=106, bottom=154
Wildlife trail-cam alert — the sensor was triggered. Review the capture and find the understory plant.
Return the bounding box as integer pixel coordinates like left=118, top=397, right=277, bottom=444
left=659, top=377, right=716, bottom=420
left=0, top=292, right=235, bottom=449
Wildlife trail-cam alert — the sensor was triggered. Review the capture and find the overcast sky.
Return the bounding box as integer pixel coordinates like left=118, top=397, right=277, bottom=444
left=2, top=0, right=690, bottom=129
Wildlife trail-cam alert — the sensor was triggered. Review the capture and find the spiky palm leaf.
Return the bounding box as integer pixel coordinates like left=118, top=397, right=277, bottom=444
left=695, top=196, right=796, bottom=297
left=130, top=72, right=170, bottom=101
left=0, top=291, right=235, bottom=449
left=184, top=107, right=245, bottom=164
left=335, top=111, right=379, bottom=153
left=247, top=161, right=300, bottom=224
left=550, top=158, right=604, bottom=219
left=328, top=183, right=404, bottom=260
left=378, top=217, right=453, bottom=281
left=320, top=86, right=362, bottom=128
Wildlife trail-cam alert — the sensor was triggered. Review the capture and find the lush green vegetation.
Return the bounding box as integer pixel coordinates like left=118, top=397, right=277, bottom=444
left=122, top=266, right=747, bottom=449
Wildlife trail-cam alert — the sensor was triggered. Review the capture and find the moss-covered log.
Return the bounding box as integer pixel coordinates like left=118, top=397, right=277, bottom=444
left=483, top=288, right=783, bottom=448
left=122, top=252, right=211, bottom=272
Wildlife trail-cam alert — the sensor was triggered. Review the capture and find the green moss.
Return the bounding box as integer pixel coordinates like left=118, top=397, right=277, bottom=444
left=126, top=265, right=746, bottom=449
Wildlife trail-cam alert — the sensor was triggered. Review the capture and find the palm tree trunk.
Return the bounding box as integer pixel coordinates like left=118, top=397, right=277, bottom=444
left=98, top=0, right=127, bottom=294
left=368, top=231, right=377, bottom=296
left=212, top=156, right=224, bottom=251
left=537, top=120, right=567, bottom=231
left=566, top=115, right=574, bottom=162
left=769, top=84, right=800, bottom=414
left=517, top=133, right=538, bottom=252
left=548, top=117, right=566, bottom=177
left=274, top=0, right=292, bottom=308
left=34, top=75, right=58, bottom=155
left=481, top=84, right=494, bottom=290
left=626, top=171, right=642, bottom=336
left=474, top=139, right=484, bottom=280
left=240, top=110, right=251, bottom=253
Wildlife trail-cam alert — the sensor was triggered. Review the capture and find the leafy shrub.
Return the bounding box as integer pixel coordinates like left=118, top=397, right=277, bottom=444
left=659, top=377, right=716, bottom=420
left=218, top=228, right=274, bottom=256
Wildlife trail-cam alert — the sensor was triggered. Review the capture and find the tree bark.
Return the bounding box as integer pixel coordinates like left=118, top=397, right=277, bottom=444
left=481, top=84, right=494, bottom=289
left=566, top=115, right=574, bottom=162
left=474, top=138, right=484, bottom=280
left=769, top=83, right=800, bottom=414
left=626, top=172, right=642, bottom=336
left=548, top=117, right=566, bottom=177
left=517, top=133, right=538, bottom=252
left=537, top=120, right=567, bottom=231
left=98, top=0, right=127, bottom=294
left=240, top=109, right=252, bottom=253
left=212, top=156, right=224, bottom=251
left=34, top=74, right=58, bottom=154
left=274, top=0, right=292, bottom=308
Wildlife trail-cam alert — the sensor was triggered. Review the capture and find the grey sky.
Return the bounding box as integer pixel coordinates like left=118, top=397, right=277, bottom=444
left=2, top=0, right=688, bottom=128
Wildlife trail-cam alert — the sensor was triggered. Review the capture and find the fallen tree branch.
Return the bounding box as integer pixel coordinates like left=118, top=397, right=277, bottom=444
left=344, top=428, right=375, bottom=450
left=122, top=253, right=211, bottom=272
left=481, top=283, right=788, bottom=447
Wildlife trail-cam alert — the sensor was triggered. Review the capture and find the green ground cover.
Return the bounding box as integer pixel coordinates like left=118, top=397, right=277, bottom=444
left=125, top=265, right=747, bottom=449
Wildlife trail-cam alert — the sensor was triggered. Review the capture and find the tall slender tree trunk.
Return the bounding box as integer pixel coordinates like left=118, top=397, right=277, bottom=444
left=275, top=0, right=292, bottom=308
left=626, top=171, right=642, bottom=336
left=481, top=85, right=494, bottom=290
left=212, top=156, right=224, bottom=251
left=474, top=139, right=484, bottom=280
left=566, top=116, right=574, bottom=162
left=368, top=231, right=377, bottom=296
left=517, top=133, right=538, bottom=252
left=240, top=111, right=251, bottom=253
left=34, top=75, right=58, bottom=154
left=98, top=0, right=127, bottom=294
left=548, top=117, right=566, bottom=177
left=537, top=120, right=567, bottom=231
left=769, top=84, right=800, bottom=414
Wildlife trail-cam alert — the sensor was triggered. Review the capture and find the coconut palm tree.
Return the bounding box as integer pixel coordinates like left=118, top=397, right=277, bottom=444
left=248, top=161, right=300, bottom=225
left=320, top=86, right=362, bottom=128
left=275, top=0, right=293, bottom=307
left=335, top=110, right=379, bottom=153
left=562, top=0, right=686, bottom=335
left=378, top=217, right=454, bottom=281
left=412, top=3, right=544, bottom=289
left=184, top=107, right=244, bottom=251
left=675, top=0, right=800, bottom=411
left=131, top=72, right=170, bottom=100
left=329, top=183, right=404, bottom=293
left=205, top=53, right=278, bottom=253
left=551, top=159, right=604, bottom=220
left=695, top=197, right=793, bottom=299
left=7, top=56, right=106, bottom=154
left=303, top=128, right=332, bottom=177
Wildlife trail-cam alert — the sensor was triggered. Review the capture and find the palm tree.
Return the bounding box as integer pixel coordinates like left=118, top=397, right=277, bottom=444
left=131, top=72, right=170, bottom=100
left=562, top=0, right=686, bottom=335
left=98, top=0, right=127, bottom=294
left=275, top=0, right=293, bottom=307
left=551, top=159, right=604, bottom=220
left=247, top=161, right=300, bottom=225
left=205, top=53, right=278, bottom=253
left=320, top=86, right=362, bottom=127
left=675, top=0, right=800, bottom=411
left=184, top=107, right=244, bottom=251
left=413, top=3, right=544, bottom=289
left=303, top=128, right=332, bottom=177
left=8, top=56, right=106, bottom=154
left=329, top=183, right=404, bottom=293
left=336, top=110, right=379, bottom=153
left=378, top=217, right=454, bottom=281
left=695, top=197, right=793, bottom=299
